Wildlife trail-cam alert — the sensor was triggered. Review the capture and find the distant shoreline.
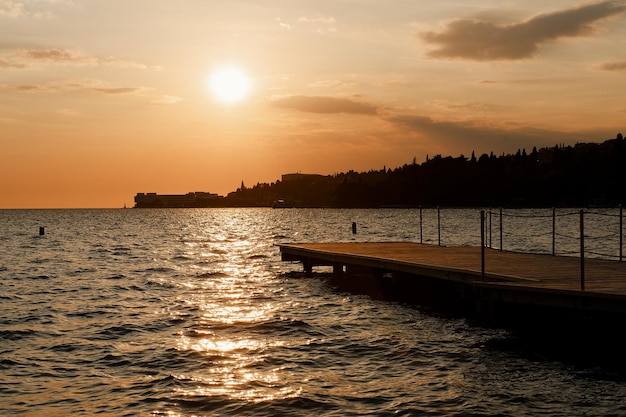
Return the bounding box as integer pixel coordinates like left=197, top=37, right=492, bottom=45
left=134, top=134, right=626, bottom=209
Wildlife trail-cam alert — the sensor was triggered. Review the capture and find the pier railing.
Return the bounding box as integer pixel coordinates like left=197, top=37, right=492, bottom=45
left=419, top=207, right=624, bottom=261
left=485, top=207, right=623, bottom=261
left=418, top=207, right=625, bottom=290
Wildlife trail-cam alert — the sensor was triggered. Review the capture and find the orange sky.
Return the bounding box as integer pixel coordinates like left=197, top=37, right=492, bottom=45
left=1, top=1, right=625, bottom=208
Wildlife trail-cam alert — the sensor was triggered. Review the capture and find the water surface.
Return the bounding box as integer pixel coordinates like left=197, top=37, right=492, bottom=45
left=1, top=208, right=625, bottom=416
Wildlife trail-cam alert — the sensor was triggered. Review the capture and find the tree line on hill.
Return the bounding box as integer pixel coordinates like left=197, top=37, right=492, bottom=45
left=223, top=133, right=626, bottom=208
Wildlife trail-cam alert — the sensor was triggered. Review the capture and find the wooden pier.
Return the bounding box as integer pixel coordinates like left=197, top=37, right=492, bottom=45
left=279, top=242, right=626, bottom=328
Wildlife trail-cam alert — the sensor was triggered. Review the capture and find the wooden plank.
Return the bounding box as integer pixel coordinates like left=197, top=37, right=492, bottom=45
left=279, top=242, right=626, bottom=296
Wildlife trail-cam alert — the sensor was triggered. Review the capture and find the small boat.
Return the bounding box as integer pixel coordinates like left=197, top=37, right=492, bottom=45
left=272, top=199, right=288, bottom=208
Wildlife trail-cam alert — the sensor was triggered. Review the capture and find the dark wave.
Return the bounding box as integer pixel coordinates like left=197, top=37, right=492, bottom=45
left=66, top=309, right=114, bottom=319
left=92, top=324, right=143, bottom=339
left=145, top=266, right=176, bottom=273
left=27, top=274, right=55, bottom=280
left=66, top=268, right=97, bottom=276
left=253, top=317, right=317, bottom=334
left=47, top=343, right=80, bottom=353
left=0, top=329, right=38, bottom=341
left=196, top=271, right=230, bottom=278
left=0, top=358, right=24, bottom=369
left=99, top=353, right=132, bottom=367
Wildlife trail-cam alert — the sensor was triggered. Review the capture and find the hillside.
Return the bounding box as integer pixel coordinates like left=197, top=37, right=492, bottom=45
left=221, top=134, right=626, bottom=208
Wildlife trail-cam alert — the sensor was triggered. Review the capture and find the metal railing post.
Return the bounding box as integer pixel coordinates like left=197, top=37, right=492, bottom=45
left=499, top=207, right=503, bottom=251
left=580, top=209, right=585, bottom=291
left=480, top=210, right=485, bottom=282
left=552, top=207, right=556, bottom=256
left=437, top=206, right=441, bottom=246
left=619, top=204, right=624, bottom=262
left=419, top=206, right=423, bottom=244
left=489, top=209, right=492, bottom=248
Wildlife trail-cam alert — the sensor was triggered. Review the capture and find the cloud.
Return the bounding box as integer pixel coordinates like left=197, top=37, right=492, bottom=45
left=2, top=84, right=50, bottom=92
left=298, top=16, right=336, bottom=25
left=0, top=79, right=143, bottom=95
left=430, top=99, right=489, bottom=112
left=0, top=0, right=61, bottom=19
left=0, top=58, right=26, bottom=68
left=298, top=15, right=337, bottom=33
left=599, top=61, right=626, bottom=71
left=25, top=48, right=79, bottom=62
left=0, top=48, right=148, bottom=69
left=386, top=114, right=578, bottom=153
left=308, top=79, right=359, bottom=89
left=270, top=95, right=379, bottom=115
left=91, top=87, right=140, bottom=95
left=152, top=95, right=183, bottom=104
left=422, top=1, right=626, bottom=61
left=0, top=0, right=24, bottom=17
left=275, top=17, right=291, bottom=30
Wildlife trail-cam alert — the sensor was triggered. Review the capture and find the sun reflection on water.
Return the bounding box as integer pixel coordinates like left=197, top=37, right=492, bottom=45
left=200, top=305, right=273, bottom=325
left=175, top=333, right=301, bottom=404
left=162, top=210, right=307, bottom=406
left=177, top=336, right=284, bottom=355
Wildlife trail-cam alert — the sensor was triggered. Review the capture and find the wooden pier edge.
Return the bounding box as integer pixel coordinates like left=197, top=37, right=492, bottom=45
left=279, top=242, right=626, bottom=330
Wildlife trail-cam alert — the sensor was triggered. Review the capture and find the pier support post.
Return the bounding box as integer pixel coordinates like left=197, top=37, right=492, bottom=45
left=39, top=226, right=45, bottom=236
left=303, top=259, right=313, bottom=275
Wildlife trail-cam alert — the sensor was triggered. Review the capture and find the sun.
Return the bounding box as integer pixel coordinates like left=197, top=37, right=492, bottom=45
left=208, top=66, right=252, bottom=104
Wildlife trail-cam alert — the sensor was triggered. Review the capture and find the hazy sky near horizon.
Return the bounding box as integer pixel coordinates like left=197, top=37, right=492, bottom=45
left=2, top=0, right=626, bottom=208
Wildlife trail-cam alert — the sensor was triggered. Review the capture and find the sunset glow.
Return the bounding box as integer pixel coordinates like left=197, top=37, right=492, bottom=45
left=1, top=1, right=625, bottom=208
left=209, top=67, right=252, bottom=104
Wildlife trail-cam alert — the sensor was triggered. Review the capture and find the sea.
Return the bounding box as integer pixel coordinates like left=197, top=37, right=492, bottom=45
left=2, top=207, right=626, bottom=417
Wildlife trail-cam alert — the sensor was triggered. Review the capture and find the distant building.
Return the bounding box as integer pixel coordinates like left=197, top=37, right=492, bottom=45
left=134, top=192, right=222, bottom=208
left=281, top=173, right=327, bottom=182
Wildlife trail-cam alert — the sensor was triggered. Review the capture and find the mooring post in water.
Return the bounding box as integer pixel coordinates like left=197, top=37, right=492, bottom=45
left=352, top=222, right=357, bottom=234
left=580, top=209, right=585, bottom=291
left=480, top=210, right=485, bottom=282
left=39, top=226, right=45, bottom=236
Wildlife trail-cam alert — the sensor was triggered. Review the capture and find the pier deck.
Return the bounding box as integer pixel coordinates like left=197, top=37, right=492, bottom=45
left=279, top=242, right=626, bottom=317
